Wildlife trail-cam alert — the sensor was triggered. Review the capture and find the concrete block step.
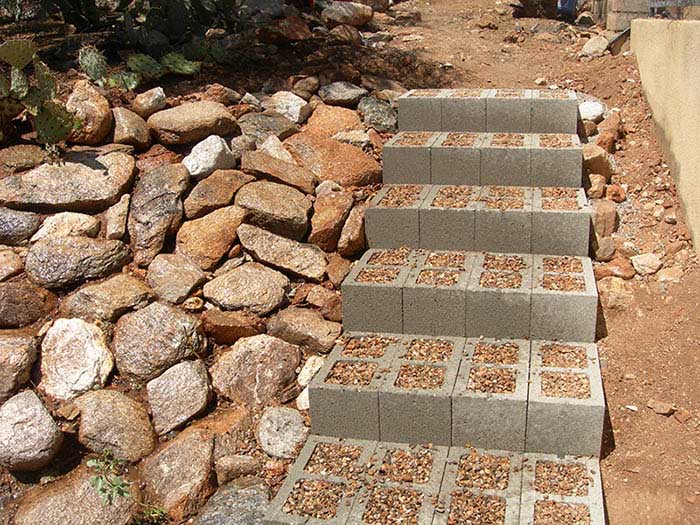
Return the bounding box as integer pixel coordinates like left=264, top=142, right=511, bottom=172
left=384, top=131, right=582, bottom=188
left=398, top=88, right=579, bottom=134
left=309, top=333, right=604, bottom=453
left=365, top=185, right=591, bottom=256
left=264, top=436, right=605, bottom=524
left=607, top=11, right=647, bottom=31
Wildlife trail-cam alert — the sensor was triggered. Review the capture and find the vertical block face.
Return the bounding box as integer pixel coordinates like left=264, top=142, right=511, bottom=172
left=379, top=336, right=464, bottom=445
left=526, top=341, right=605, bottom=457
left=530, top=133, right=583, bottom=187
left=419, top=186, right=479, bottom=251
left=531, top=90, right=579, bottom=134
left=530, top=255, right=598, bottom=342
left=431, top=133, right=483, bottom=185
left=309, top=335, right=402, bottom=440
left=434, top=447, right=523, bottom=525
left=466, top=253, right=533, bottom=339
left=481, top=133, right=533, bottom=187
left=382, top=132, right=440, bottom=184
left=364, top=185, right=430, bottom=249
left=452, top=338, right=530, bottom=451
left=531, top=187, right=591, bottom=256
left=474, top=186, right=533, bottom=253
left=486, top=89, right=533, bottom=133
left=398, top=89, right=451, bottom=131
left=520, top=454, right=606, bottom=525
left=441, top=89, right=488, bottom=132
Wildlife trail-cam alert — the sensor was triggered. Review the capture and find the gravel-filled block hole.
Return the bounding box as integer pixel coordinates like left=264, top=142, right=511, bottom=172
left=479, top=270, right=523, bottom=289
left=534, top=460, right=593, bottom=497
left=542, top=274, right=585, bottom=292
left=403, top=338, right=454, bottom=362
left=378, top=185, right=425, bottom=207
left=368, top=247, right=412, bottom=266
left=448, top=491, right=507, bottom=524
left=485, top=197, right=525, bottom=210
left=283, top=479, right=346, bottom=520
left=395, top=132, right=437, bottom=146
left=483, top=253, right=527, bottom=272
left=540, top=343, right=588, bottom=368
left=416, top=269, right=461, bottom=287
left=432, top=186, right=475, bottom=208
left=452, top=89, right=483, bottom=98
left=487, top=187, right=526, bottom=199
left=539, top=134, right=574, bottom=148
left=542, top=256, right=584, bottom=274
left=362, top=487, right=423, bottom=525
left=395, top=364, right=446, bottom=390
left=541, top=372, right=591, bottom=399
left=305, top=442, right=363, bottom=477
left=491, top=133, right=525, bottom=147
left=473, top=342, right=520, bottom=365
left=325, top=361, right=377, bottom=386
left=376, top=448, right=434, bottom=484
left=495, top=89, right=525, bottom=98
left=467, top=367, right=517, bottom=394
left=425, top=251, right=467, bottom=269
left=356, top=268, right=401, bottom=284
left=456, top=448, right=511, bottom=490
left=537, top=90, right=571, bottom=99
left=342, top=336, right=398, bottom=358
left=533, top=500, right=591, bottom=524
left=442, top=132, right=479, bottom=146
left=541, top=198, right=580, bottom=211
left=541, top=187, right=579, bottom=199
left=408, top=90, right=441, bottom=97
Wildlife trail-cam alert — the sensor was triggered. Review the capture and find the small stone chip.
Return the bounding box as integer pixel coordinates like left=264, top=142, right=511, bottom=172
left=473, top=342, right=520, bottom=365
left=534, top=460, right=592, bottom=497
left=533, top=500, right=591, bottom=524
left=467, top=367, right=517, bottom=394
left=448, top=491, right=507, bottom=525
left=325, top=361, right=377, bottom=386
left=456, top=449, right=511, bottom=490
left=395, top=364, right=446, bottom=390
left=362, top=487, right=423, bottom=525
left=541, top=372, right=591, bottom=399
left=283, top=479, right=345, bottom=520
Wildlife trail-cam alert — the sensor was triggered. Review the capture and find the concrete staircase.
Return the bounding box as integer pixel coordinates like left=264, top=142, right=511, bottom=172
left=264, top=89, right=606, bottom=524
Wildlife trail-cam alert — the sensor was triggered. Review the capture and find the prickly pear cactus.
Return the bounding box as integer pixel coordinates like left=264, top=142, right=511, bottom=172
left=78, top=45, right=109, bottom=83
left=105, top=72, right=141, bottom=91
left=34, top=100, right=77, bottom=146
left=160, top=52, right=200, bottom=76
left=127, top=54, right=164, bottom=80
left=0, top=39, right=37, bottom=69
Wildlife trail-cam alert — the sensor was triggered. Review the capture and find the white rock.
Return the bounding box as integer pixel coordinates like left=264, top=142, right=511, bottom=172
left=579, top=100, right=605, bottom=123
left=255, top=407, right=308, bottom=459
left=259, top=135, right=296, bottom=164
left=631, top=253, right=663, bottom=276
left=105, top=194, right=130, bottom=240
left=315, top=180, right=344, bottom=196
left=296, top=386, right=310, bottom=410
left=657, top=266, right=683, bottom=283
left=262, top=91, right=312, bottom=124
left=39, top=319, right=114, bottom=401
left=183, top=135, right=237, bottom=179
left=30, top=212, right=101, bottom=242
left=332, top=130, right=371, bottom=148
left=297, top=355, right=325, bottom=387
left=132, top=87, right=167, bottom=119
left=581, top=35, right=609, bottom=58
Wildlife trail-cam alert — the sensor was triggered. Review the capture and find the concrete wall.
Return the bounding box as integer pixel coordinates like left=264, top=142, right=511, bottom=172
left=632, top=19, right=700, bottom=252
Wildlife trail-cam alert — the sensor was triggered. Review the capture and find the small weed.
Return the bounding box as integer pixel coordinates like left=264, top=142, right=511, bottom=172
left=134, top=506, right=169, bottom=525
left=86, top=451, right=131, bottom=505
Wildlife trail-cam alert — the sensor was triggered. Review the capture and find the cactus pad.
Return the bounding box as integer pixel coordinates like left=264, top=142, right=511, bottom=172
left=0, top=39, right=37, bottom=69
left=34, top=100, right=76, bottom=145
left=78, top=46, right=109, bottom=82
left=127, top=54, right=164, bottom=79
left=160, top=52, right=201, bottom=76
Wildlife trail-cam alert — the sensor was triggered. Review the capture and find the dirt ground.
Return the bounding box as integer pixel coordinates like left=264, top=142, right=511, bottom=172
left=382, top=0, right=700, bottom=522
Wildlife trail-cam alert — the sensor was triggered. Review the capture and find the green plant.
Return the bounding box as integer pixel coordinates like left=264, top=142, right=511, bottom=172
left=86, top=451, right=132, bottom=505
left=134, top=506, right=168, bottom=525
left=78, top=45, right=108, bottom=83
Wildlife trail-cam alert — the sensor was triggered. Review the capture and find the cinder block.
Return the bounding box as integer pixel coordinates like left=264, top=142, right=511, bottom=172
left=526, top=341, right=605, bottom=457
left=418, top=186, right=479, bottom=251
left=531, top=90, right=579, bottom=134
left=430, top=133, right=483, bottom=185
left=474, top=186, right=533, bottom=253
left=465, top=253, right=533, bottom=339
left=530, top=255, right=598, bottom=342
left=364, top=185, right=430, bottom=249
left=519, top=453, right=606, bottom=525
left=382, top=132, right=440, bottom=184
left=378, top=336, right=464, bottom=444
left=531, top=187, right=591, bottom=256
left=486, top=89, right=533, bottom=133
left=398, top=89, right=452, bottom=131
left=480, top=133, right=533, bottom=186
left=367, top=441, right=449, bottom=493
left=433, top=446, right=523, bottom=525
left=530, top=133, right=583, bottom=187
left=451, top=341, right=530, bottom=451
left=606, top=11, right=644, bottom=31
left=441, top=89, right=488, bottom=132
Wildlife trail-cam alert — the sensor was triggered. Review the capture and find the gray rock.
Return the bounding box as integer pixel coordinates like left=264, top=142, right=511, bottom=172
left=210, top=334, right=300, bottom=409
left=113, top=301, right=206, bottom=380
left=183, top=135, right=237, bottom=179
left=261, top=91, right=312, bottom=124
left=62, top=273, right=153, bottom=322
left=0, top=207, right=41, bottom=245
left=66, top=80, right=113, bottom=145
left=321, top=1, right=374, bottom=27
left=184, top=170, right=254, bottom=219
left=39, top=319, right=113, bottom=402
left=25, top=236, right=129, bottom=289
left=255, top=407, right=308, bottom=459
left=292, top=76, right=320, bottom=100
left=318, top=81, right=368, bottom=107
left=234, top=180, right=311, bottom=240
left=267, top=307, right=341, bottom=354
left=30, top=212, right=100, bottom=242
left=147, top=101, right=239, bottom=145
left=193, top=477, right=270, bottom=525
left=128, top=164, right=190, bottom=266
left=203, top=262, right=289, bottom=315
left=105, top=194, right=130, bottom=240
left=0, top=248, right=23, bottom=281
left=132, top=87, right=167, bottom=119
left=112, top=107, right=151, bottom=150
left=0, top=335, right=37, bottom=403
left=147, top=253, right=206, bottom=304
left=358, top=96, right=397, bottom=132
left=0, top=390, right=62, bottom=471
left=75, top=389, right=156, bottom=462
left=229, top=134, right=257, bottom=160
left=0, top=280, right=56, bottom=328
left=237, top=111, right=299, bottom=146
left=147, top=360, right=210, bottom=435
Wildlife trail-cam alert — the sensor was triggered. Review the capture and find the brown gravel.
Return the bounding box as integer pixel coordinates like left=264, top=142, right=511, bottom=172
left=494, top=89, right=525, bottom=98
left=483, top=253, right=527, bottom=271
left=404, top=338, right=454, bottom=362
left=395, top=364, right=446, bottom=390
left=488, top=186, right=526, bottom=198
left=533, top=500, right=591, bottom=524
left=452, top=88, right=483, bottom=98
left=467, top=367, right=517, bottom=394
left=485, top=197, right=524, bottom=210
left=541, top=187, right=579, bottom=199
left=539, top=134, right=573, bottom=148
left=305, top=443, right=363, bottom=477
left=441, top=132, right=479, bottom=147
left=377, top=448, right=434, bottom=484
left=432, top=185, right=475, bottom=208
left=426, top=251, right=467, bottom=269
left=343, top=336, right=397, bottom=358
left=456, top=448, right=511, bottom=490
left=534, top=460, right=593, bottom=497
left=541, top=198, right=580, bottom=211
left=540, top=343, right=588, bottom=368
left=362, top=487, right=423, bottom=525
left=368, top=247, right=412, bottom=266
left=541, top=274, right=585, bottom=292
left=490, top=133, right=525, bottom=147
left=479, top=270, right=523, bottom=289
left=536, top=90, right=571, bottom=100
left=379, top=185, right=424, bottom=207
left=416, top=269, right=461, bottom=286
left=473, top=341, right=520, bottom=365
left=541, top=372, right=591, bottom=399
left=395, top=132, right=436, bottom=146
left=447, top=491, right=507, bottom=525
left=542, top=256, right=583, bottom=273
left=283, top=479, right=345, bottom=520
left=357, top=268, right=400, bottom=284
left=409, top=89, right=442, bottom=97
left=325, top=361, right=377, bottom=386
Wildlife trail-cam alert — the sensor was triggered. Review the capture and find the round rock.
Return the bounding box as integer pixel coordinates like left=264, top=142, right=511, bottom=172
left=30, top=212, right=100, bottom=242
left=0, top=207, right=41, bottom=245
left=66, top=80, right=113, bottom=145
left=147, top=101, right=239, bottom=145
left=147, top=253, right=207, bottom=304
left=0, top=334, right=37, bottom=403
left=0, top=280, right=56, bottom=328
left=255, top=407, right=308, bottom=459
left=318, top=81, right=369, bottom=107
